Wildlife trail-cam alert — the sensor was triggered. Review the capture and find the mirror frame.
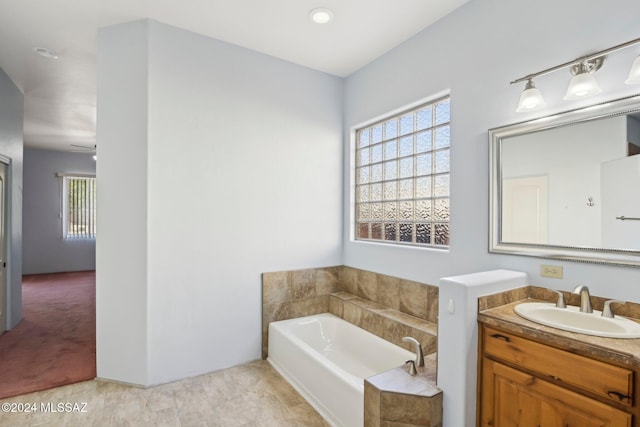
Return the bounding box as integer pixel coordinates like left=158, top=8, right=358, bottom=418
left=489, top=94, right=640, bottom=267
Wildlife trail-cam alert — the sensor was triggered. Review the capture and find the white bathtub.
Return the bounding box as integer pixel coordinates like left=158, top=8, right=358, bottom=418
left=267, top=313, right=415, bottom=427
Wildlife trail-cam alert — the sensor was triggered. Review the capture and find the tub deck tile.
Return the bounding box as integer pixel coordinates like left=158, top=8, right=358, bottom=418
left=329, top=293, right=438, bottom=356
left=365, top=358, right=442, bottom=427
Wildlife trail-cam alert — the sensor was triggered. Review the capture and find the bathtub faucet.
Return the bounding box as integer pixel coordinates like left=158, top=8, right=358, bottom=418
left=402, top=336, right=425, bottom=368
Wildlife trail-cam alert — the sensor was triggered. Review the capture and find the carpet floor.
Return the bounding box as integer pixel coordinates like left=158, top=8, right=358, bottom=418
left=0, top=271, right=96, bottom=399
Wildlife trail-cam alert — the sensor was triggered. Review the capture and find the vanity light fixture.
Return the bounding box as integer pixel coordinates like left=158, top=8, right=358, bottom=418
left=515, top=79, right=546, bottom=112
left=309, top=7, right=333, bottom=24
left=626, top=55, right=640, bottom=84
left=511, top=36, right=640, bottom=112
left=563, top=58, right=604, bottom=100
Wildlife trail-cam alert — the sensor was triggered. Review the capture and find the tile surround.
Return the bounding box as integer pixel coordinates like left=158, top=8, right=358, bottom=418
left=365, top=354, right=442, bottom=427
left=338, top=267, right=438, bottom=323
left=330, top=292, right=437, bottom=356
left=262, top=266, right=439, bottom=358
left=262, top=267, right=341, bottom=359
left=261, top=265, right=441, bottom=427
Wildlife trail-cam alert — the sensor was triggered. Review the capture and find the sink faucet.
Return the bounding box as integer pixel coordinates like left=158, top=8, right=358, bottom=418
left=551, top=289, right=566, bottom=308
left=402, top=336, right=425, bottom=368
left=572, top=285, right=593, bottom=313
left=602, top=300, right=625, bottom=318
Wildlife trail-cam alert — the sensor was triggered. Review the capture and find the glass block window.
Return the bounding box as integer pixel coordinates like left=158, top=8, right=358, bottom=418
left=63, top=175, right=97, bottom=240
left=355, top=96, right=450, bottom=247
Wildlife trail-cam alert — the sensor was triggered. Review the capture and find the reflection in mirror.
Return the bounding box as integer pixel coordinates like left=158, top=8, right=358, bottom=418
left=489, top=94, right=640, bottom=267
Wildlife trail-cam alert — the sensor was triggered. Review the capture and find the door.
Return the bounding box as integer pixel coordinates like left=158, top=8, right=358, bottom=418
left=601, top=155, right=640, bottom=250
left=0, top=162, right=7, bottom=332
left=501, top=175, right=548, bottom=244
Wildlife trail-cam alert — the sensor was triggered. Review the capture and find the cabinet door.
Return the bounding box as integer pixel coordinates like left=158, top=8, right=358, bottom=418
left=480, top=358, right=631, bottom=427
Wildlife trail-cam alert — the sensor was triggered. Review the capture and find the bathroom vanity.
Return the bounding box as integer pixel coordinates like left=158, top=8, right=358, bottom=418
left=477, top=288, right=640, bottom=426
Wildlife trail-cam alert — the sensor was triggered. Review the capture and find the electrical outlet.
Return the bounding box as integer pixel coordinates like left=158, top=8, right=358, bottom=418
left=540, top=264, right=563, bottom=279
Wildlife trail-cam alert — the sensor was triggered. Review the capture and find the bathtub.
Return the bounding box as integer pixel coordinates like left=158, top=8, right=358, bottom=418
left=267, top=313, right=415, bottom=427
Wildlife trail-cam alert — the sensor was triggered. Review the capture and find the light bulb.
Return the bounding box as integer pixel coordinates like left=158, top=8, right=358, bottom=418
left=564, top=65, right=602, bottom=100
left=516, top=80, right=546, bottom=112
left=309, top=8, right=333, bottom=24
left=625, top=55, right=640, bottom=84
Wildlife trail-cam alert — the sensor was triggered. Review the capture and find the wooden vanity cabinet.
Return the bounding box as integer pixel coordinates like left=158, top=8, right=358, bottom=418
left=478, top=324, right=635, bottom=427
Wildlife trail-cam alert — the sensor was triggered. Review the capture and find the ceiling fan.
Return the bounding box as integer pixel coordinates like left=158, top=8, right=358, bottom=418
left=69, top=144, right=97, bottom=160
left=69, top=144, right=96, bottom=153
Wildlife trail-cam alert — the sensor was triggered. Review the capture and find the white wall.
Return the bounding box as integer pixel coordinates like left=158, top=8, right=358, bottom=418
left=343, top=1, right=640, bottom=425
left=94, top=0, right=640, bottom=416
left=97, top=20, right=343, bottom=385
left=23, top=148, right=96, bottom=275
left=344, top=0, right=640, bottom=299
left=96, top=20, right=150, bottom=385
left=0, top=67, right=23, bottom=330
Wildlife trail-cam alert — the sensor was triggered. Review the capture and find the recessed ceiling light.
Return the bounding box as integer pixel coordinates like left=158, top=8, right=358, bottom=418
left=309, top=8, right=333, bottom=24
left=33, top=47, right=60, bottom=60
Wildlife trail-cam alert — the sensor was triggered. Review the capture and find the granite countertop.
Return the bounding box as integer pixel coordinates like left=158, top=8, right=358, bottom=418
left=479, top=296, right=640, bottom=369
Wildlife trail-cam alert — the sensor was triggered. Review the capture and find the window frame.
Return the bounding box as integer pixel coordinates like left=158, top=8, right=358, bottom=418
left=352, top=94, right=451, bottom=249
left=59, top=173, right=97, bottom=240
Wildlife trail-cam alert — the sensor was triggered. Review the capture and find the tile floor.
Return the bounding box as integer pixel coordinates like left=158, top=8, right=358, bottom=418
left=0, top=360, right=330, bottom=427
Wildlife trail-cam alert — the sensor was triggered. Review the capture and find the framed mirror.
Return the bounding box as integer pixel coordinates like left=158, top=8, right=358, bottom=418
left=489, top=94, right=640, bottom=267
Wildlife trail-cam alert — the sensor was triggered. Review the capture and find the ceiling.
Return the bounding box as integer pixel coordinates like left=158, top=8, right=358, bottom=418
left=0, top=0, right=469, bottom=152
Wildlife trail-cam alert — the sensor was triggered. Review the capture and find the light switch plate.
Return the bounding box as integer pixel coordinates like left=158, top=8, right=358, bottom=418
left=540, top=264, right=563, bottom=279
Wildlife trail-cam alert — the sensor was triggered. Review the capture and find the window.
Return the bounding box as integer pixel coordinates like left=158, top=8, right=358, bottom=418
left=355, top=96, right=450, bottom=247
left=63, top=175, right=96, bottom=239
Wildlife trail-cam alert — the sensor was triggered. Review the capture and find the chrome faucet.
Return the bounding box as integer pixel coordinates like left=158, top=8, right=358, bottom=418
left=551, top=289, right=566, bottom=308
left=572, top=285, right=593, bottom=313
left=402, top=336, right=425, bottom=368
left=602, top=300, right=625, bottom=318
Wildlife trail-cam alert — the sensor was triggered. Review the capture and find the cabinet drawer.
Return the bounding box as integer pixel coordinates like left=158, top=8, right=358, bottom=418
left=483, top=326, right=634, bottom=406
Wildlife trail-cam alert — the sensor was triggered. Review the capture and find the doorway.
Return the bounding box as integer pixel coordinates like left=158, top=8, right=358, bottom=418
left=502, top=175, right=549, bottom=244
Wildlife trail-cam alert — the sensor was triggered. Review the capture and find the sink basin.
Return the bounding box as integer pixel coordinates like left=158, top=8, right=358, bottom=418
left=514, top=302, right=640, bottom=338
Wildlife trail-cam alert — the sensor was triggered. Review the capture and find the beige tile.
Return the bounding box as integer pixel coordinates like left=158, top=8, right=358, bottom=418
left=379, top=315, right=412, bottom=348
left=288, top=269, right=316, bottom=299
left=408, top=328, right=437, bottom=355
left=364, top=380, right=381, bottom=419
left=399, top=280, right=429, bottom=320
left=315, top=267, right=341, bottom=295
left=274, top=296, right=329, bottom=320
left=338, top=266, right=359, bottom=295
left=377, top=275, right=400, bottom=311
left=360, top=309, right=386, bottom=339
left=365, top=411, right=382, bottom=427
left=343, top=301, right=363, bottom=327
left=380, top=392, right=431, bottom=425
left=329, top=291, right=358, bottom=301
left=478, top=286, right=530, bottom=311
left=328, top=295, right=344, bottom=318
left=262, top=271, right=289, bottom=306
left=426, top=286, right=439, bottom=324
left=358, top=270, right=379, bottom=302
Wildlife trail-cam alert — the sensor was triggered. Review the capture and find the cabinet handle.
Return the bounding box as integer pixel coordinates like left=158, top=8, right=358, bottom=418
left=607, top=391, right=631, bottom=402
left=490, top=333, right=511, bottom=342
